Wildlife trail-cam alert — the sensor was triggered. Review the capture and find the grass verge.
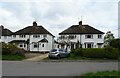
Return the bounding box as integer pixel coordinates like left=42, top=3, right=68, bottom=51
left=80, top=70, right=120, bottom=78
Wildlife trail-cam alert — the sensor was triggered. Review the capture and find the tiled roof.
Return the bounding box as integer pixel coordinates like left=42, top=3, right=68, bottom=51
left=13, top=22, right=54, bottom=37
left=59, top=21, right=104, bottom=35
left=0, top=25, right=13, bottom=36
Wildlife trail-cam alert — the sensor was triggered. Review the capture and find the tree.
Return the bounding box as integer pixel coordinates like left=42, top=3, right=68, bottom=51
left=104, top=31, right=114, bottom=47
left=110, top=38, right=120, bottom=50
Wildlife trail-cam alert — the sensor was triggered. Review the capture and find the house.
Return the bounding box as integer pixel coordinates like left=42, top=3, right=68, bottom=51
left=58, top=21, right=104, bottom=51
left=1, top=22, right=55, bottom=52
left=0, top=25, right=13, bottom=43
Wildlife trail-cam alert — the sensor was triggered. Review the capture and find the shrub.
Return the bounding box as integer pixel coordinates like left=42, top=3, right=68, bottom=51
left=2, top=48, right=11, bottom=55
left=72, top=48, right=119, bottom=59
left=82, top=48, right=105, bottom=58
left=71, top=48, right=83, bottom=56
left=1, top=42, right=25, bottom=56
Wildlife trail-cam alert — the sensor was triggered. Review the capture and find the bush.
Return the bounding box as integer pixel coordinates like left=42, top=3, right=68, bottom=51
left=71, top=48, right=83, bottom=56
left=82, top=48, right=105, bottom=58
left=104, top=46, right=119, bottom=59
left=72, top=48, right=119, bottom=59
left=2, top=48, right=11, bottom=55
left=1, top=42, right=25, bottom=56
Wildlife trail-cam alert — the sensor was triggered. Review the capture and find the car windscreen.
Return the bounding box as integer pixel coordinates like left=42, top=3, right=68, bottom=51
left=50, top=49, right=57, bottom=52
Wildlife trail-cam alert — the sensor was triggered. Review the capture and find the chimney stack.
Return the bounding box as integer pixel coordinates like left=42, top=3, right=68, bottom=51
left=79, top=21, right=82, bottom=25
left=33, top=21, right=37, bottom=26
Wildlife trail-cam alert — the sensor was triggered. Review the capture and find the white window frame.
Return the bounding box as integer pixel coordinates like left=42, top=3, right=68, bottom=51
left=85, top=34, right=93, bottom=39
left=33, top=34, right=40, bottom=38
left=33, top=43, right=39, bottom=48
left=98, top=34, right=102, bottom=39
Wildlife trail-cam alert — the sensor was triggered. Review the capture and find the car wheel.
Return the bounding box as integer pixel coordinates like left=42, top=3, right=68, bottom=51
left=57, top=55, right=61, bottom=59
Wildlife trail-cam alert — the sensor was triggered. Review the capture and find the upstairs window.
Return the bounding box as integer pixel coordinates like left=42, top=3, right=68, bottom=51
left=85, top=35, right=93, bottom=39
left=4, top=36, right=7, bottom=39
left=98, top=34, right=102, bottom=39
left=43, top=34, right=47, bottom=38
left=33, top=34, right=40, bottom=38
left=13, top=35, right=16, bottom=38
left=19, top=35, right=25, bottom=38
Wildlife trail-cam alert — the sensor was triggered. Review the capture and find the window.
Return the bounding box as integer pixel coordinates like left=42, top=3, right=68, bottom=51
left=85, top=43, right=93, bottom=48
left=34, top=43, right=39, bottom=48
left=4, top=36, right=7, bottom=39
left=33, top=34, right=40, bottom=38
left=42, top=44, right=44, bottom=47
left=43, top=34, right=47, bottom=38
left=58, top=45, right=59, bottom=48
left=68, top=35, right=76, bottom=39
left=19, top=35, right=25, bottom=38
left=85, top=35, right=93, bottom=39
left=19, top=44, right=23, bottom=47
left=98, top=34, right=102, bottom=39
left=59, top=49, right=64, bottom=51
left=13, top=35, right=15, bottom=37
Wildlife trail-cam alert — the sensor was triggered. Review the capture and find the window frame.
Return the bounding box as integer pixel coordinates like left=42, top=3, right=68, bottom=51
left=85, top=34, right=93, bottom=39
left=98, top=34, right=102, bottom=39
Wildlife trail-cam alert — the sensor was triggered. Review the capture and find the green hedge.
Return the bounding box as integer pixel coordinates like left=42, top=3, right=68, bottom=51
left=1, top=42, right=25, bottom=57
left=71, top=47, right=119, bottom=59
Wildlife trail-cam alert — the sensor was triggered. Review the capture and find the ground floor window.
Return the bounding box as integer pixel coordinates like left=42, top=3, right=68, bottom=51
left=97, top=43, right=103, bottom=48
left=19, top=44, right=23, bottom=47
left=42, top=44, right=44, bottom=47
left=85, top=43, right=93, bottom=48
left=34, top=43, right=39, bottom=48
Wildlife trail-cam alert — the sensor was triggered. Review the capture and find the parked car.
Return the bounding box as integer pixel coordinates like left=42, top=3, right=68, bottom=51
left=48, top=49, right=70, bottom=59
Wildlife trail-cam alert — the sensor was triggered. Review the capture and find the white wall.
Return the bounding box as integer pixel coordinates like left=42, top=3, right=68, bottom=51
left=29, top=34, right=54, bottom=52
left=0, top=36, right=12, bottom=43
left=58, top=34, right=104, bottom=49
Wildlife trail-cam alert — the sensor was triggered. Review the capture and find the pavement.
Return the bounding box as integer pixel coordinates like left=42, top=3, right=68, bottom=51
left=23, top=53, right=48, bottom=62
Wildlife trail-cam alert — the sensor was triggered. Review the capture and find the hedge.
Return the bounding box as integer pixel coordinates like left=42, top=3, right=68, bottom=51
left=71, top=47, right=119, bottom=59
left=1, top=42, right=25, bottom=57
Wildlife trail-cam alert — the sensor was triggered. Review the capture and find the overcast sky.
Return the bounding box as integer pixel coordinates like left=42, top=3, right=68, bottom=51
left=0, top=0, right=119, bottom=38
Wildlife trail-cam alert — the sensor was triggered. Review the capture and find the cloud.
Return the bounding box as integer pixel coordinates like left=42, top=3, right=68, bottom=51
left=0, top=0, right=119, bottom=38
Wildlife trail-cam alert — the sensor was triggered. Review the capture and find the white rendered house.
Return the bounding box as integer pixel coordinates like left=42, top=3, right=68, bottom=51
left=0, top=26, right=13, bottom=43
left=58, top=21, right=104, bottom=51
left=1, top=22, right=55, bottom=52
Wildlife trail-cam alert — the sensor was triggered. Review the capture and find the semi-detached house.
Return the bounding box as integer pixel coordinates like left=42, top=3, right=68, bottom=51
left=0, top=22, right=54, bottom=52
left=58, top=21, right=104, bottom=51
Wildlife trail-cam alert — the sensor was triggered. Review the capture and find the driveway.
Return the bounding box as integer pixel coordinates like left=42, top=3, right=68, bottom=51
left=2, top=61, right=118, bottom=76
left=23, top=53, right=48, bottom=61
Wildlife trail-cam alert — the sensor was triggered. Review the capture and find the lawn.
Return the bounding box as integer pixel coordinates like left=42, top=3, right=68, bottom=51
left=2, top=54, right=25, bottom=61
left=80, top=70, right=120, bottom=78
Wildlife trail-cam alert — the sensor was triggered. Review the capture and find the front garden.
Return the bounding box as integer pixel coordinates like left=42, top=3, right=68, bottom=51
left=0, top=42, right=26, bottom=60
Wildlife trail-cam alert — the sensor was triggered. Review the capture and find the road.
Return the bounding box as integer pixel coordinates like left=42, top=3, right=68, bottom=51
left=2, top=61, right=118, bottom=76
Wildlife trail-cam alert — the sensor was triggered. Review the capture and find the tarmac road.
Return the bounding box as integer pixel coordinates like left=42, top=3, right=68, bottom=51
left=2, top=61, right=118, bottom=76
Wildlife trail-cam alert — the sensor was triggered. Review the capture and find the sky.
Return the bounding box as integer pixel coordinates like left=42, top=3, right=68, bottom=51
left=0, top=0, right=119, bottom=38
